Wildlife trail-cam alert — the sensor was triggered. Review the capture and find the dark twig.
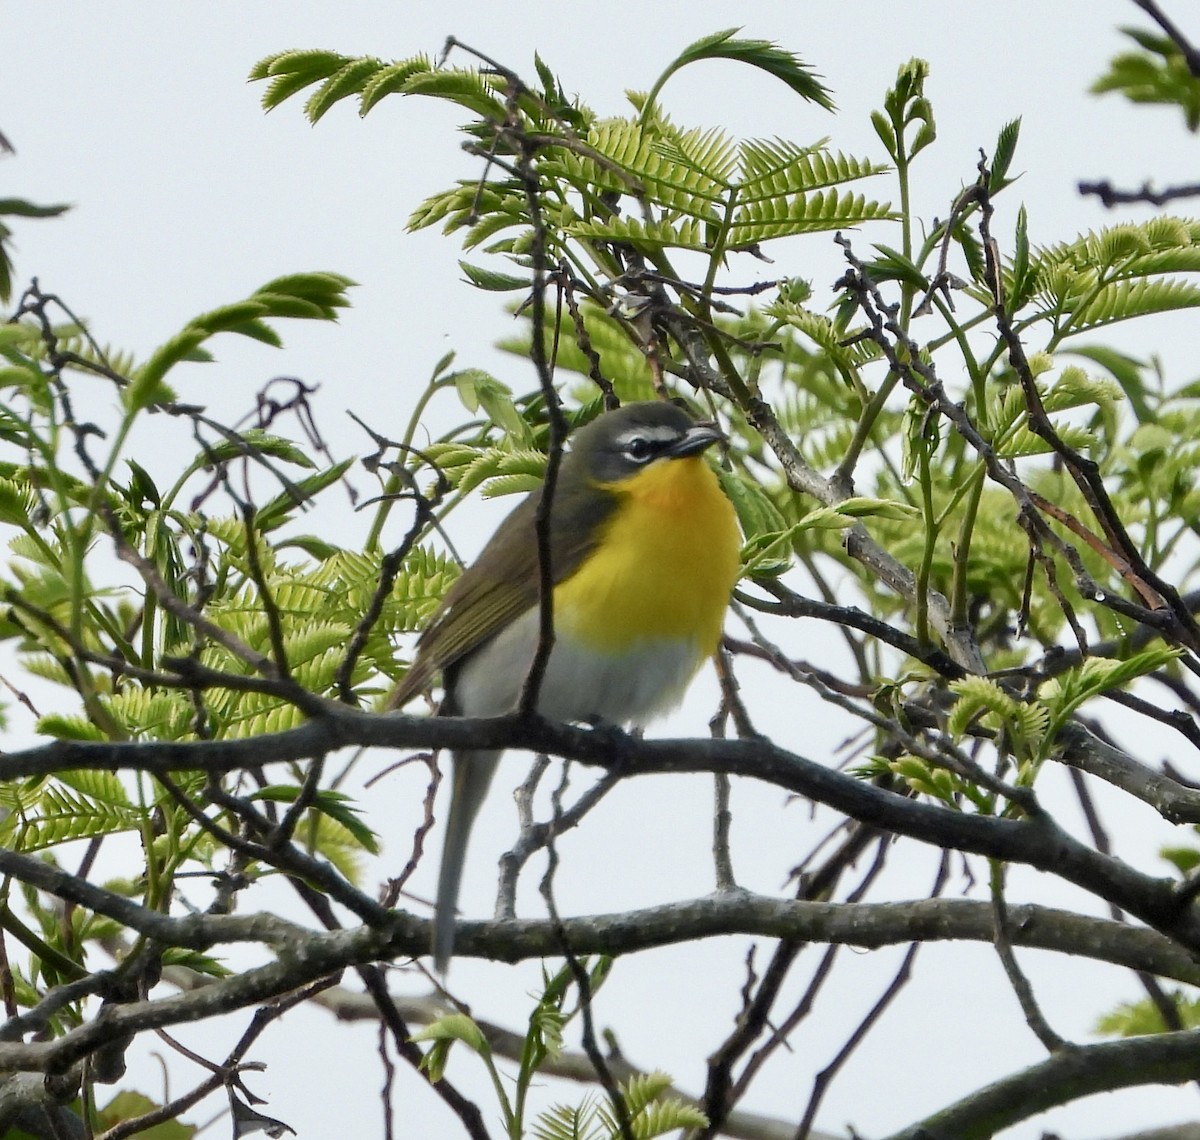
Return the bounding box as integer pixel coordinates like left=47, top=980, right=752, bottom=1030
left=363, top=963, right=493, bottom=1140
left=96, top=974, right=339, bottom=1140
left=740, top=580, right=966, bottom=679
left=1102, top=688, right=1200, bottom=754
left=1079, top=179, right=1200, bottom=208
left=977, top=164, right=1200, bottom=658
left=1068, top=766, right=1188, bottom=1040
left=340, top=428, right=450, bottom=704
left=558, top=266, right=619, bottom=409
left=378, top=752, right=442, bottom=908
left=240, top=504, right=291, bottom=680
left=536, top=767, right=635, bottom=1140
left=733, top=836, right=892, bottom=1110
left=708, top=653, right=740, bottom=892
left=497, top=763, right=620, bottom=920
left=990, top=861, right=1068, bottom=1052
left=1132, top=0, right=1200, bottom=75
left=510, top=74, right=567, bottom=721
left=697, top=824, right=883, bottom=1140
left=798, top=854, right=947, bottom=1139
left=378, top=1017, right=397, bottom=1140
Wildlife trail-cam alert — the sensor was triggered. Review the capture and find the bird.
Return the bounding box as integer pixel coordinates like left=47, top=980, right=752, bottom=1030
left=387, top=399, right=741, bottom=970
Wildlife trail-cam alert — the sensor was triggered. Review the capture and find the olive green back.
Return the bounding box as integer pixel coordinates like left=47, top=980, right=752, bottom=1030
left=388, top=462, right=617, bottom=709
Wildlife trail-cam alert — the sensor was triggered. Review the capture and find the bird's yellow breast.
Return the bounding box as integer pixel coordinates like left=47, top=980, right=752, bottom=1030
left=553, top=456, right=740, bottom=654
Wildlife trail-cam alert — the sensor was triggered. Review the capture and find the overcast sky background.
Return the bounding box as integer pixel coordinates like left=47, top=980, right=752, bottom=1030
left=6, top=3, right=1200, bottom=1138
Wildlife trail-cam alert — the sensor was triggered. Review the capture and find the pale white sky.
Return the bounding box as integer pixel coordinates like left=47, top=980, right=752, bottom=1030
left=5, top=3, right=1200, bottom=1138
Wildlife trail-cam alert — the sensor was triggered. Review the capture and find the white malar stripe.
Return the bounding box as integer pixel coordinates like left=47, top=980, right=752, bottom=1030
left=452, top=605, right=704, bottom=726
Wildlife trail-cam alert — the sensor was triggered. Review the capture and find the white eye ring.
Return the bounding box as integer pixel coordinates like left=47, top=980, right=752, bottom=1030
left=625, top=436, right=654, bottom=462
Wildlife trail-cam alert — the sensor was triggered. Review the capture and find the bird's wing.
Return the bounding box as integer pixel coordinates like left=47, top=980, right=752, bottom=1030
left=387, top=482, right=612, bottom=709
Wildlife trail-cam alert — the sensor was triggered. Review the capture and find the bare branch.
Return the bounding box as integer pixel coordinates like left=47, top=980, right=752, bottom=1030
left=883, top=1027, right=1200, bottom=1140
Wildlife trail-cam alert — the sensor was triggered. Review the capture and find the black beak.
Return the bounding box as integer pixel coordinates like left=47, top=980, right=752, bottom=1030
left=665, top=423, right=725, bottom=458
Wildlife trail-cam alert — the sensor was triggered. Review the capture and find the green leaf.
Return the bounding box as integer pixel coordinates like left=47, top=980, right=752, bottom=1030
left=718, top=470, right=787, bottom=556
left=653, top=29, right=833, bottom=112
left=1067, top=344, right=1155, bottom=423
left=870, top=109, right=896, bottom=158
left=127, top=329, right=205, bottom=410
left=0, top=782, right=143, bottom=850
left=455, top=448, right=547, bottom=496
left=740, top=500, right=894, bottom=576
left=97, top=1090, right=196, bottom=1139
left=889, top=755, right=957, bottom=803
left=160, top=947, right=232, bottom=977
left=730, top=188, right=895, bottom=245
left=947, top=675, right=1048, bottom=754
left=458, top=261, right=530, bottom=292
left=57, top=768, right=132, bottom=807
left=568, top=213, right=709, bottom=252
left=414, top=1013, right=491, bottom=1081
left=124, top=460, right=162, bottom=508
left=35, top=715, right=107, bottom=742
left=1092, top=27, right=1200, bottom=132
left=989, top=117, right=1022, bottom=192
left=251, top=50, right=354, bottom=111
left=0, top=324, right=42, bottom=352
left=194, top=429, right=318, bottom=471
left=737, top=144, right=888, bottom=203
left=125, top=274, right=354, bottom=411
left=402, top=69, right=508, bottom=121
left=453, top=369, right=532, bottom=443
left=304, top=57, right=385, bottom=122
left=1008, top=205, right=1032, bottom=315
left=878, top=59, right=935, bottom=164
left=1075, top=278, right=1200, bottom=333
left=480, top=473, right=542, bottom=497
left=599, top=1071, right=709, bottom=1136
left=1161, top=845, right=1200, bottom=876
left=1096, top=991, right=1200, bottom=1037
left=868, top=243, right=928, bottom=290
left=0, top=200, right=71, bottom=304
left=1041, top=646, right=1183, bottom=735
left=258, top=270, right=358, bottom=300
left=0, top=476, right=37, bottom=527
left=248, top=786, right=380, bottom=853
left=191, top=299, right=270, bottom=334
left=360, top=58, right=432, bottom=114
left=835, top=496, right=921, bottom=520
left=254, top=457, right=355, bottom=532
left=0, top=198, right=72, bottom=221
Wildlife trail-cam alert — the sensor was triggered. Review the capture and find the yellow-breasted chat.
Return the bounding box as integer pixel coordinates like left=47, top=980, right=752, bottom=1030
left=388, top=400, right=741, bottom=970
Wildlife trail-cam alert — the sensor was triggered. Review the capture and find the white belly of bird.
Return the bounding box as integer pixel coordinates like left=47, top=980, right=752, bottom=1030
left=452, top=604, right=704, bottom=726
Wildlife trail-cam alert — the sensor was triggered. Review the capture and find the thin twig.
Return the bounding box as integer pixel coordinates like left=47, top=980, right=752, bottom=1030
left=990, top=861, right=1068, bottom=1052
left=796, top=852, right=951, bottom=1138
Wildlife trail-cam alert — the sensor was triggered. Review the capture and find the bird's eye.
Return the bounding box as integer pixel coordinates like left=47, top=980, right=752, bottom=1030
left=625, top=436, right=654, bottom=462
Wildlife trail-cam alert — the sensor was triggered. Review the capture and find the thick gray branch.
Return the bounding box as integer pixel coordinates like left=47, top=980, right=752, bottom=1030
left=454, top=894, right=1200, bottom=983
left=1058, top=721, right=1200, bottom=823
left=884, top=1029, right=1200, bottom=1139
left=0, top=708, right=1195, bottom=951
left=2, top=872, right=1198, bottom=1078
left=0, top=1073, right=86, bottom=1139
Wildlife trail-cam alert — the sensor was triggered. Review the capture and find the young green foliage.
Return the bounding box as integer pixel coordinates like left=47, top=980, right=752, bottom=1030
left=1092, top=25, right=1200, bottom=131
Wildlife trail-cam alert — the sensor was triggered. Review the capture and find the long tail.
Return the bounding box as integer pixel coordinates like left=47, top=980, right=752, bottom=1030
left=433, top=749, right=500, bottom=972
